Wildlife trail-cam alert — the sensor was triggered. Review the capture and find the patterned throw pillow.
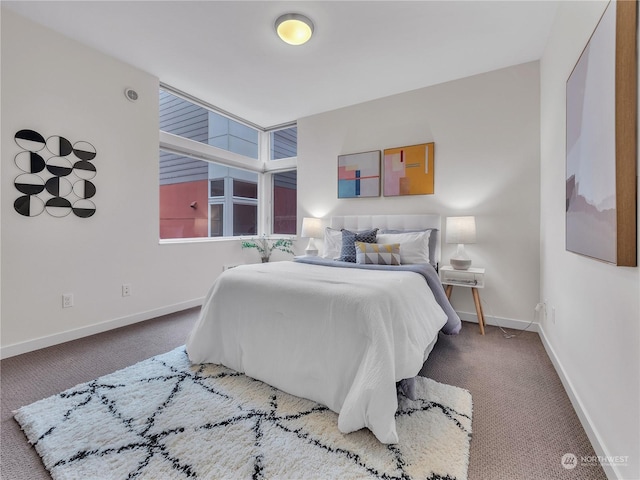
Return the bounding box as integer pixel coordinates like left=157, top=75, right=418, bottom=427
left=340, top=228, right=378, bottom=263
left=355, top=242, right=401, bottom=265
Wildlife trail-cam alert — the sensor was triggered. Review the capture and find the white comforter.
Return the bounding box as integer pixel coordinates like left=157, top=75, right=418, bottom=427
left=186, top=261, right=447, bottom=443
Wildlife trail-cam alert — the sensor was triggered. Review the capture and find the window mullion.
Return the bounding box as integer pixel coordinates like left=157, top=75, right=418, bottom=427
left=259, top=173, right=271, bottom=236
left=258, top=130, right=269, bottom=236
left=224, top=177, right=233, bottom=236
left=160, top=131, right=262, bottom=173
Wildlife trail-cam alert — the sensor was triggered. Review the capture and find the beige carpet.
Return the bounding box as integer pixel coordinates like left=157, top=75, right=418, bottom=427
left=1, top=308, right=606, bottom=480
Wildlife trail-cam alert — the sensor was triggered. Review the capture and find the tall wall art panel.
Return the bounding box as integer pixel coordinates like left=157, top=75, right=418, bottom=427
left=565, top=0, right=637, bottom=266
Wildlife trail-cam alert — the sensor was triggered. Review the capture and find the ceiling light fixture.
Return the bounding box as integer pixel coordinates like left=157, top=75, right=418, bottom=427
left=275, top=13, right=314, bottom=46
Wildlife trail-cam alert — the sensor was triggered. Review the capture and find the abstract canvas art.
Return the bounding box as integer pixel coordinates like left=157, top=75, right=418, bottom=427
left=565, top=0, right=636, bottom=266
left=337, top=150, right=380, bottom=198
left=383, top=143, right=434, bottom=196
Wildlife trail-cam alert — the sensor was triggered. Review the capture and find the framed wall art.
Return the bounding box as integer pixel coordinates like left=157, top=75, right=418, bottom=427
left=565, top=0, right=637, bottom=266
left=337, top=150, right=380, bottom=198
left=383, top=143, right=434, bottom=197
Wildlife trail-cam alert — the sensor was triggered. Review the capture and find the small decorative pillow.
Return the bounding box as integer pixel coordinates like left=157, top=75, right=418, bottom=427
left=340, top=228, right=378, bottom=262
left=355, top=242, right=401, bottom=265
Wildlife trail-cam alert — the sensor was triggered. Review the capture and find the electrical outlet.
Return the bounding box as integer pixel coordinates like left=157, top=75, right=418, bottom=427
left=122, top=284, right=131, bottom=297
left=62, top=293, right=74, bottom=308
left=542, top=299, right=549, bottom=322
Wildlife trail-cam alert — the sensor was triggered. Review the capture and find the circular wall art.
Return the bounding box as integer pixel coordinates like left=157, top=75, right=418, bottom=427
left=15, top=130, right=46, bottom=152
left=14, top=195, right=45, bottom=217
left=46, top=136, right=73, bottom=157
left=72, top=141, right=97, bottom=161
left=46, top=156, right=73, bottom=177
left=14, top=173, right=45, bottom=195
left=15, top=151, right=46, bottom=174
left=13, top=129, right=97, bottom=218
left=73, top=160, right=97, bottom=180
left=45, top=197, right=72, bottom=217
left=46, top=177, right=73, bottom=197
left=72, top=199, right=96, bottom=218
left=72, top=180, right=96, bottom=199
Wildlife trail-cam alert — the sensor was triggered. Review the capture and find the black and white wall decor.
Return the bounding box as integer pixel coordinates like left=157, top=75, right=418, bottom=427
left=13, top=129, right=97, bottom=218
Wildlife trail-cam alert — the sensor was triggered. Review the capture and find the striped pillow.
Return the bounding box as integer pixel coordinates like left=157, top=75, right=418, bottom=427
left=355, top=242, right=401, bottom=265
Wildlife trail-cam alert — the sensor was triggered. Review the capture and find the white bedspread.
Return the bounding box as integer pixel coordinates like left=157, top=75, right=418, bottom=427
left=186, top=261, right=447, bottom=443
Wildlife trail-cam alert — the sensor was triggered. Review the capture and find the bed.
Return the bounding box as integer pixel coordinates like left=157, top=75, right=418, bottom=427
left=186, top=214, right=461, bottom=444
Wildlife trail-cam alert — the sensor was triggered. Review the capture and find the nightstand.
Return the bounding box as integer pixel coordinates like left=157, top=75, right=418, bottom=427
left=439, top=266, right=486, bottom=335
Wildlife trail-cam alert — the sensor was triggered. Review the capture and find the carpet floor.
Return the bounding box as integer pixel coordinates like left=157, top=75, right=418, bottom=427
left=14, top=347, right=472, bottom=480
left=1, top=308, right=607, bottom=480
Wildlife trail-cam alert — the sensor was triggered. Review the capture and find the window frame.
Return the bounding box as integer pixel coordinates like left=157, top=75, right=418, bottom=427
left=159, top=84, right=297, bottom=243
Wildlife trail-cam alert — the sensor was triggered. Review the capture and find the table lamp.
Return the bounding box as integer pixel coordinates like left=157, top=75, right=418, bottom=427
left=446, top=216, right=476, bottom=270
left=301, top=217, right=322, bottom=256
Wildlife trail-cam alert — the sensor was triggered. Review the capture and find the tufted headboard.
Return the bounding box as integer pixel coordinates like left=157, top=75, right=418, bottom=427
left=330, top=214, right=442, bottom=266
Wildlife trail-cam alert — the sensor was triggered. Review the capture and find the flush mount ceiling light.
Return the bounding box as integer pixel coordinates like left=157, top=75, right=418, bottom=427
left=275, top=13, right=314, bottom=45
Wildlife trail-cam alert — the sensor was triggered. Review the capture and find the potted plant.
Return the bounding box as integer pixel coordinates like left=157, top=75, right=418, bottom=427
left=241, top=235, right=294, bottom=262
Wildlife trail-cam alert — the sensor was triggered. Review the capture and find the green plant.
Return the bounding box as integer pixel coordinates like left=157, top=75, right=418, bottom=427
left=241, top=236, right=294, bottom=262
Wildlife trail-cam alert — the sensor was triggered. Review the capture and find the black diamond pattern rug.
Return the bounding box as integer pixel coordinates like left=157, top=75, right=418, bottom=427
left=14, top=347, right=472, bottom=479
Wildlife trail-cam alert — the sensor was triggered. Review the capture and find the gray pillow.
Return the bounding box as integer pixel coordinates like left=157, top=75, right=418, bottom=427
left=340, top=228, right=378, bottom=263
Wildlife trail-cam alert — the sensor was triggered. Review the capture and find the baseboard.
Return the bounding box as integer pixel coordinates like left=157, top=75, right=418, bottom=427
left=456, top=310, right=540, bottom=332
left=537, top=325, right=618, bottom=480
left=0, top=298, right=204, bottom=360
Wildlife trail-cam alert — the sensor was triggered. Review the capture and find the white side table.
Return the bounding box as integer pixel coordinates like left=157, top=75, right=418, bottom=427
left=439, top=266, right=486, bottom=335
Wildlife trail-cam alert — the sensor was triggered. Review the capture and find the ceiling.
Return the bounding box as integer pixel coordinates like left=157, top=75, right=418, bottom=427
left=3, top=1, right=558, bottom=129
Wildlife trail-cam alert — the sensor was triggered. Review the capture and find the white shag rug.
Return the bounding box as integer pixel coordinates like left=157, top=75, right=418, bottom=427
left=14, top=347, right=472, bottom=480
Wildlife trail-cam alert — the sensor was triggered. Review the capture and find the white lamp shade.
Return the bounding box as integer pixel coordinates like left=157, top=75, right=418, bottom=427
left=301, top=217, right=322, bottom=238
left=445, top=216, right=476, bottom=244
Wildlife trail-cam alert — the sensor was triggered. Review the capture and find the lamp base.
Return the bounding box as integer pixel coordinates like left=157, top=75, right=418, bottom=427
left=450, top=258, right=472, bottom=270
left=450, top=243, right=472, bottom=270
left=305, top=238, right=318, bottom=257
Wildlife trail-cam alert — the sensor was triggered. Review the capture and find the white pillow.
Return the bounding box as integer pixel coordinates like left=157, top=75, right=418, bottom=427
left=376, top=230, right=430, bottom=264
left=321, top=227, right=343, bottom=259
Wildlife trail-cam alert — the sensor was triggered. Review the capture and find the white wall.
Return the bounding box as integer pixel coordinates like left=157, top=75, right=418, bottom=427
left=298, top=62, right=541, bottom=327
left=540, top=2, right=640, bottom=479
left=0, top=10, right=264, bottom=357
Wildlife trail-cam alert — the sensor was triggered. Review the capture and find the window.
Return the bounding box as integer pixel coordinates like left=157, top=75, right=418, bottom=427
left=159, top=86, right=297, bottom=240
left=159, top=150, right=209, bottom=239
left=210, top=179, right=224, bottom=197
left=270, top=126, right=297, bottom=160
left=273, top=171, right=297, bottom=234
left=208, top=164, right=258, bottom=237
left=209, top=204, right=223, bottom=237
left=160, top=89, right=259, bottom=159
left=159, top=155, right=259, bottom=239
